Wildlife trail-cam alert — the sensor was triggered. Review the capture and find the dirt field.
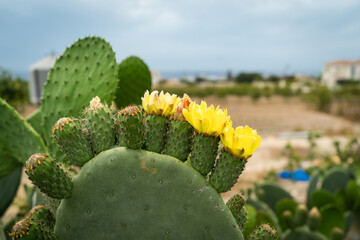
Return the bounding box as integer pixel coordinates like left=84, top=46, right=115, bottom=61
left=2, top=96, right=359, bottom=222
left=195, top=96, right=359, bottom=136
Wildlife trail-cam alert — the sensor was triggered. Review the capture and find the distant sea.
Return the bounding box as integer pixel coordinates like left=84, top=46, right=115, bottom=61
left=159, top=70, right=228, bottom=80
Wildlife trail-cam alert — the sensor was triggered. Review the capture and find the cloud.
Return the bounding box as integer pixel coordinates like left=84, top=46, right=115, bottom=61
left=1, top=0, right=360, bottom=74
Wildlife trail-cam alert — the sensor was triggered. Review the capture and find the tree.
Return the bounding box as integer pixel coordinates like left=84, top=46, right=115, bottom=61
left=235, top=72, right=262, bottom=83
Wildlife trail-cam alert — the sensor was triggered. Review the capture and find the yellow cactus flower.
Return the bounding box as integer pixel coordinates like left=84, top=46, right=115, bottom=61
left=173, top=94, right=192, bottom=120
left=183, top=101, right=231, bottom=137
left=142, top=90, right=181, bottom=117
left=220, top=125, right=261, bottom=158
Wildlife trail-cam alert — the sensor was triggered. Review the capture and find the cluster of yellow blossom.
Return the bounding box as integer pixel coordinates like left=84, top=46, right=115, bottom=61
left=220, top=125, right=261, bottom=158
left=142, top=90, right=181, bottom=117
left=183, top=101, right=231, bottom=137
left=142, top=90, right=261, bottom=158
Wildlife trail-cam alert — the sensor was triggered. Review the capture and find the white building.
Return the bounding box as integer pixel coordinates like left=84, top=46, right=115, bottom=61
left=322, top=59, right=360, bottom=88
left=29, top=54, right=58, bottom=104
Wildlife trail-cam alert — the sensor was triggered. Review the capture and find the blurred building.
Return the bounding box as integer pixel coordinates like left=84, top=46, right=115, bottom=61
left=322, top=59, right=360, bottom=88
left=151, top=70, right=162, bottom=86
left=29, top=54, right=58, bottom=104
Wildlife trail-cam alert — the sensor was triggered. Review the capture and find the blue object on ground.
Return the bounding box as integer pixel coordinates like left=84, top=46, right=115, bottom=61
left=278, top=170, right=292, bottom=179
left=292, top=169, right=310, bottom=181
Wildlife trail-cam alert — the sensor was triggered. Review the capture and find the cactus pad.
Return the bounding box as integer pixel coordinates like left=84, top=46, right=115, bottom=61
left=10, top=206, right=56, bottom=240
left=255, top=182, right=293, bottom=211
left=0, top=98, right=46, bottom=176
left=82, top=98, right=116, bottom=154
left=52, top=117, right=93, bottom=166
left=248, top=224, right=278, bottom=240
left=0, top=167, right=22, bottom=217
left=115, top=56, right=151, bottom=108
left=190, top=132, right=219, bottom=175
left=210, top=149, right=247, bottom=192
left=41, top=37, right=118, bottom=145
left=227, top=194, right=248, bottom=230
left=55, top=147, right=244, bottom=239
left=143, top=114, right=168, bottom=153
left=25, top=153, right=72, bottom=199
left=116, top=106, right=145, bottom=149
left=163, top=120, right=193, bottom=162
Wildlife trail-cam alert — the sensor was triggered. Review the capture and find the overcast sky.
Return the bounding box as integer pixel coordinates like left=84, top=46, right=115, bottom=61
left=1, top=0, right=360, bottom=77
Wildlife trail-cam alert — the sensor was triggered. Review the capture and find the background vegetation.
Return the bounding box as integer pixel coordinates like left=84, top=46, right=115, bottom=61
left=0, top=67, right=29, bottom=110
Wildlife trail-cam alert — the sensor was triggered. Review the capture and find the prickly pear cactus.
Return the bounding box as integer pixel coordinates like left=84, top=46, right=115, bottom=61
left=0, top=98, right=46, bottom=177
left=15, top=88, right=263, bottom=238
left=115, top=56, right=152, bottom=108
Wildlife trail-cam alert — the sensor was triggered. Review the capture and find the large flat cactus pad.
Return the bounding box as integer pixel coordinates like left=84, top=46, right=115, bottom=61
left=55, top=147, right=243, bottom=239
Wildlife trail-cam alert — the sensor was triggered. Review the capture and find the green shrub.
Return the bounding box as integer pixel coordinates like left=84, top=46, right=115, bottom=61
left=0, top=67, right=29, bottom=109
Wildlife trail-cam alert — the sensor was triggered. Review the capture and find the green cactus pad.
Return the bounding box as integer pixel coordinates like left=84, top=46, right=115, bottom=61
left=209, top=149, right=247, bottom=192
left=52, top=117, right=93, bottom=166
left=243, top=205, right=257, bottom=238
left=55, top=147, right=244, bottom=240
left=26, top=109, right=46, bottom=143
left=83, top=101, right=116, bottom=154
left=26, top=205, right=55, bottom=230
left=294, top=204, right=308, bottom=227
left=307, top=172, right=320, bottom=208
left=10, top=206, right=56, bottom=240
left=0, top=150, right=22, bottom=178
left=321, top=168, right=350, bottom=194
left=25, top=153, right=72, bottom=199
left=163, top=120, right=193, bottom=162
left=246, top=198, right=282, bottom=234
left=248, top=224, right=278, bottom=240
left=40, top=36, right=118, bottom=147
left=345, top=180, right=360, bottom=210
left=115, top=56, right=152, bottom=108
left=275, top=198, right=298, bottom=231
left=309, top=190, right=336, bottom=210
left=0, top=98, right=46, bottom=176
left=34, top=189, right=61, bottom=217
left=0, top=167, right=22, bottom=217
left=282, top=210, right=294, bottom=229
left=282, top=226, right=327, bottom=240
left=226, top=194, right=248, bottom=231
left=143, top=114, right=168, bottom=153
left=255, top=182, right=294, bottom=211
left=189, top=132, right=219, bottom=175
left=317, top=206, right=345, bottom=239
left=330, top=227, right=344, bottom=240
left=308, top=207, right=321, bottom=231
left=116, top=106, right=145, bottom=149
